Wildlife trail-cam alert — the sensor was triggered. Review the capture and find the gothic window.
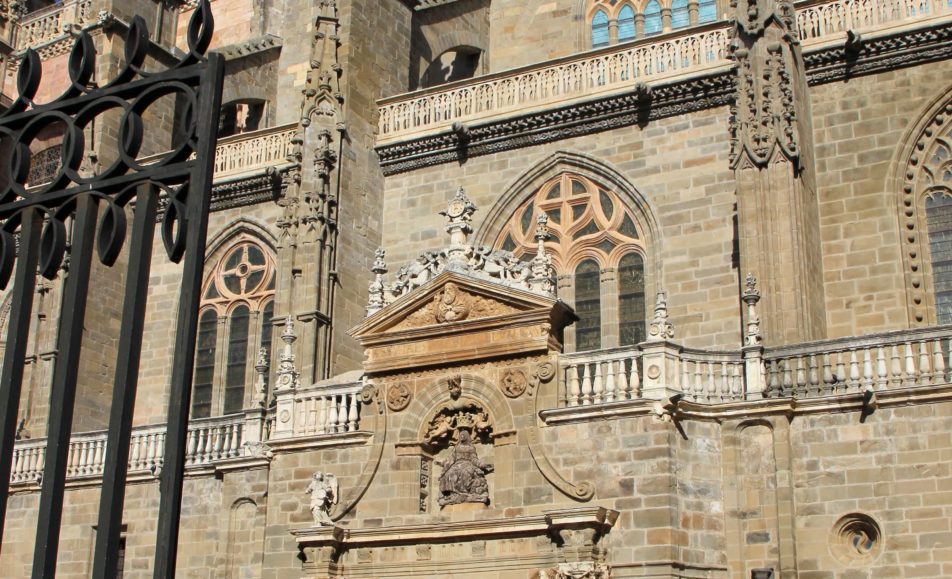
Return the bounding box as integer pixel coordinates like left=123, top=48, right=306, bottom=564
left=494, top=173, right=647, bottom=352
left=592, top=10, right=610, bottom=48
left=699, top=0, right=718, bottom=23
left=644, top=0, right=663, bottom=36
left=671, top=0, right=690, bottom=29
left=192, top=240, right=276, bottom=418
left=27, top=144, right=62, bottom=187
left=926, top=194, right=952, bottom=324
left=618, top=5, right=636, bottom=42
left=219, top=100, right=266, bottom=138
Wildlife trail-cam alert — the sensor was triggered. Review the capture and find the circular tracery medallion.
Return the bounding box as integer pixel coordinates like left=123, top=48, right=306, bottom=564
left=501, top=369, right=528, bottom=398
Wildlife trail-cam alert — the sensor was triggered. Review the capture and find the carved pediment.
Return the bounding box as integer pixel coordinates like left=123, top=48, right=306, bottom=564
left=349, top=271, right=576, bottom=373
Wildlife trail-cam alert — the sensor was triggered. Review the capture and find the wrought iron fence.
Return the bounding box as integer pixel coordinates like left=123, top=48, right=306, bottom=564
left=0, top=2, right=223, bottom=578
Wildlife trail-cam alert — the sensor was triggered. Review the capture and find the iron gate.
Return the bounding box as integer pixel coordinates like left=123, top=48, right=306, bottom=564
left=0, top=2, right=224, bottom=577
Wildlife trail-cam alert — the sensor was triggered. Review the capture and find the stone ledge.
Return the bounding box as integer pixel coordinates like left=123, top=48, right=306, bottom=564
left=266, top=430, right=373, bottom=453
left=291, top=505, right=618, bottom=547
left=540, top=382, right=952, bottom=425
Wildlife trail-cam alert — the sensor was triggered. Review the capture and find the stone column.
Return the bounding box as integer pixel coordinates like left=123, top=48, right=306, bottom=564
left=635, top=13, right=645, bottom=38
left=729, top=0, right=825, bottom=346
left=608, top=19, right=618, bottom=45
left=688, top=0, right=700, bottom=24
left=660, top=8, right=672, bottom=32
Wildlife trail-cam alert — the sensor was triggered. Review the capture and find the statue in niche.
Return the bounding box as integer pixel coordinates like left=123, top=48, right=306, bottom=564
left=305, top=471, right=338, bottom=525
left=437, top=429, right=493, bottom=506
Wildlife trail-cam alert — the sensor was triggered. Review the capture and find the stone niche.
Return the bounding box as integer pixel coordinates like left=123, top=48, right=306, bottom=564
left=291, top=270, right=617, bottom=578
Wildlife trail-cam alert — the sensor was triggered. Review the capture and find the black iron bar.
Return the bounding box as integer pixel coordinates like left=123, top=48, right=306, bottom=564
left=31, top=194, right=99, bottom=579
left=91, top=185, right=158, bottom=579
left=0, top=207, right=42, bottom=551
left=153, top=53, right=223, bottom=579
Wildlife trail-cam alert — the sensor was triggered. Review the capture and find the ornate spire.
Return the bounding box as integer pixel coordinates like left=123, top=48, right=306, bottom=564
left=647, top=290, right=674, bottom=341
left=367, top=248, right=387, bottom=316
left=274, top=316, right=299, bottom=392
left=528, top=214, right=555, bottom=296
left=742, top=273, right=762, bottom=346
left=253, top=347, right=269, bottom=407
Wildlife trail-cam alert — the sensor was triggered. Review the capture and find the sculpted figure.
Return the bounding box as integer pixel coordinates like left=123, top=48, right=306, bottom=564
left=424, top=412, right=454, bottom=446
left=435, top=282, right=470, bottom=323
left=437, top=430, right=493, bottom=506
left=305, top=471, right=338, bottom=525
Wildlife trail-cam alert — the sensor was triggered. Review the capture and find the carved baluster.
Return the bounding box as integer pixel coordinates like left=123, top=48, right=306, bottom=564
left=604, top=360, right=616, bottom=403
left=919, top=341, right=932, bottom=385
left=79, top=440, right=91, bottom=477
left=821, top=353, right=833, bottom=390
left=617, top=358, right=630, bottom=401
left=732, top=364, right=743, bottom=399
left=630, top=357, right=641, bottom=399
left=720, top=361, right=729, bottom=401
left=11, top=448, right=21, bottom=483
left=796, top=357, right=807, bottom=397
left=782, top=359, right=794, bottom=397
left=679, top=357, right=690, bottom=400
left=348, top=392, right=359, bottom=432
left=580, top=363, right=593, bottom=406
left=808, top=354, right=820, bottom=396
left=692, top=360, right=702, bottom=400
left=318, top=397, right=329, bottom=435
left=904, top=342, right=916, bottom=386
left=95, top=438, right=105, bottom=475
left=185, top=429, right=197, bottom=466
left=848, top=350, right=860, bottom=392
left=195, top=429, right=206, bottom=464
left=834, top=351, right=846, bottom=393
left=933, top=339, right=946, bottom=384
left=592, top=362, right=604, bottom=405
left=567, top=364, right=581, bottom=406
left=706, top=362, right=716, bottom=402
left=890, top=344, right=903, bottom=388
left=766, top=359, right=780, bottom=397
left=876, top=346, right=888, bottom=391
left=862, top=348, right=874, bottom=391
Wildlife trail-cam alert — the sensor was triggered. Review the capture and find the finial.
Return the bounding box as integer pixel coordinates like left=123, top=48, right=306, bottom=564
left=253, top=347, right=269, bottom=407
left=440, top=186, right=477, bottom=246
left=647, top=290, right=674, bottom=341
left=528, top=214, right=555, bottom=296
left=742, top=273, right=762, bottom=346
left=367, top=248, right=387, bottom=316
left=274, top=316, right=299, bottom=392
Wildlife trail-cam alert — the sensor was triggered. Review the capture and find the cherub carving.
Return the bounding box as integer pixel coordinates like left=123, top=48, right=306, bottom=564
left=305, top=471, right=338, bottom=526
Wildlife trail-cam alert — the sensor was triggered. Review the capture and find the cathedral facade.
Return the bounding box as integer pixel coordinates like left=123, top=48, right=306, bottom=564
left=1, top=0, right=952, bottom=577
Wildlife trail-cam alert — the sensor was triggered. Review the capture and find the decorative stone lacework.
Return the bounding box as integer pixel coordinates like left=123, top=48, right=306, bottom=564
left=494, top=173, right=644, bottom=270
left=366, top=188, right=555, bottom=315
left=201, top=240, right=276, bottom=315
left=901, top=98, right=952, bottom=325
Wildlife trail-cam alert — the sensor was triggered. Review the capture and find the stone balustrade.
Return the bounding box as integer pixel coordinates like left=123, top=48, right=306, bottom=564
left=762, top=325, right=952, bottom=397
left=9, top=413, right=247, bottom=485
left=561, top=348, right=643, bottom=406
left=213, top=124, right=297, bottom=179
left=294, top=384, right=362, bottom=436
left=13, top=0, right=93, bottom=50
left=376, top=0, right=952, bottom=142
left=557, top=325, right=952, bottom=408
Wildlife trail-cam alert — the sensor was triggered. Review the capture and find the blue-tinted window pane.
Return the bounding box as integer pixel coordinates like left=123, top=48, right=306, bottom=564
left=928, top=195, right=952, bottom=324
left=618, top=5, right=636, bottom=42
left=592, top=10, right=610, bottom=48
left=644, top=1, right=662, bottom=36
left=192, top=310, right=218, bottom=419
left=699, top=0, right=717, bottom=23
left=671, top=0, right=690, bottom=28
left=575, top=260, right=601, bottom=351
left=224, top=306, right=250, bottom=414
left=618, top=253, right=646, bottom=346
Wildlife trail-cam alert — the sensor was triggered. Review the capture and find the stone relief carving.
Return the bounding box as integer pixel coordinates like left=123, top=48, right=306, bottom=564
left=501, top=369, right=528, bottom=398
left=436, top=429, right=493, bottom=507
left=305, top=471, right=339, bottom=526
left=390, top=286, right=518, bottom=331
left=435, top=282, right=470, bottom=323
left=537, top=561, right=611, bottom=579
left=386, top=383, right=412, bottom=412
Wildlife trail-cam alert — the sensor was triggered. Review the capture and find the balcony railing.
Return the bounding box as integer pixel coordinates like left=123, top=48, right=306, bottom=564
left=9, top=414, right=247, bottom=485
left=557, top=325, right=952, bottom=409
left=213, top=123, right=297, bottom=179
left=376, top=0, right=952, bottom=142
left=13, top=0, right=94, bottom=50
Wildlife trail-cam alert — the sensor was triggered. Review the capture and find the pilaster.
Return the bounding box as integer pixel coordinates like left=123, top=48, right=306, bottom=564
left=729, top=0, right=825, bottom=346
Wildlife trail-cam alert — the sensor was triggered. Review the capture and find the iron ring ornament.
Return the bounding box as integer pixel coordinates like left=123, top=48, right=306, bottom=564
left=0, top=1, right=216, bottom=288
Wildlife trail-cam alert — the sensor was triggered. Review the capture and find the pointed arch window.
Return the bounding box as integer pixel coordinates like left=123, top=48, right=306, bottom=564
left=618, top=5, right=636, bottom=43
left=592, top=10, right=610, bottom=48
left=494, top=173, right=648, bottom=352
left=644, top=0, right=663, bottom=36
left=192, top=239, right=276, bottom=418
left=671, top=0, right=690, bottom=29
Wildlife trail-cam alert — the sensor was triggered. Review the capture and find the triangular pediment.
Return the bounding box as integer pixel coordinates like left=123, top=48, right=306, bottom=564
left=349, top=271, right=575, bottom=373
left=351, top=271, right=565, bottom=340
